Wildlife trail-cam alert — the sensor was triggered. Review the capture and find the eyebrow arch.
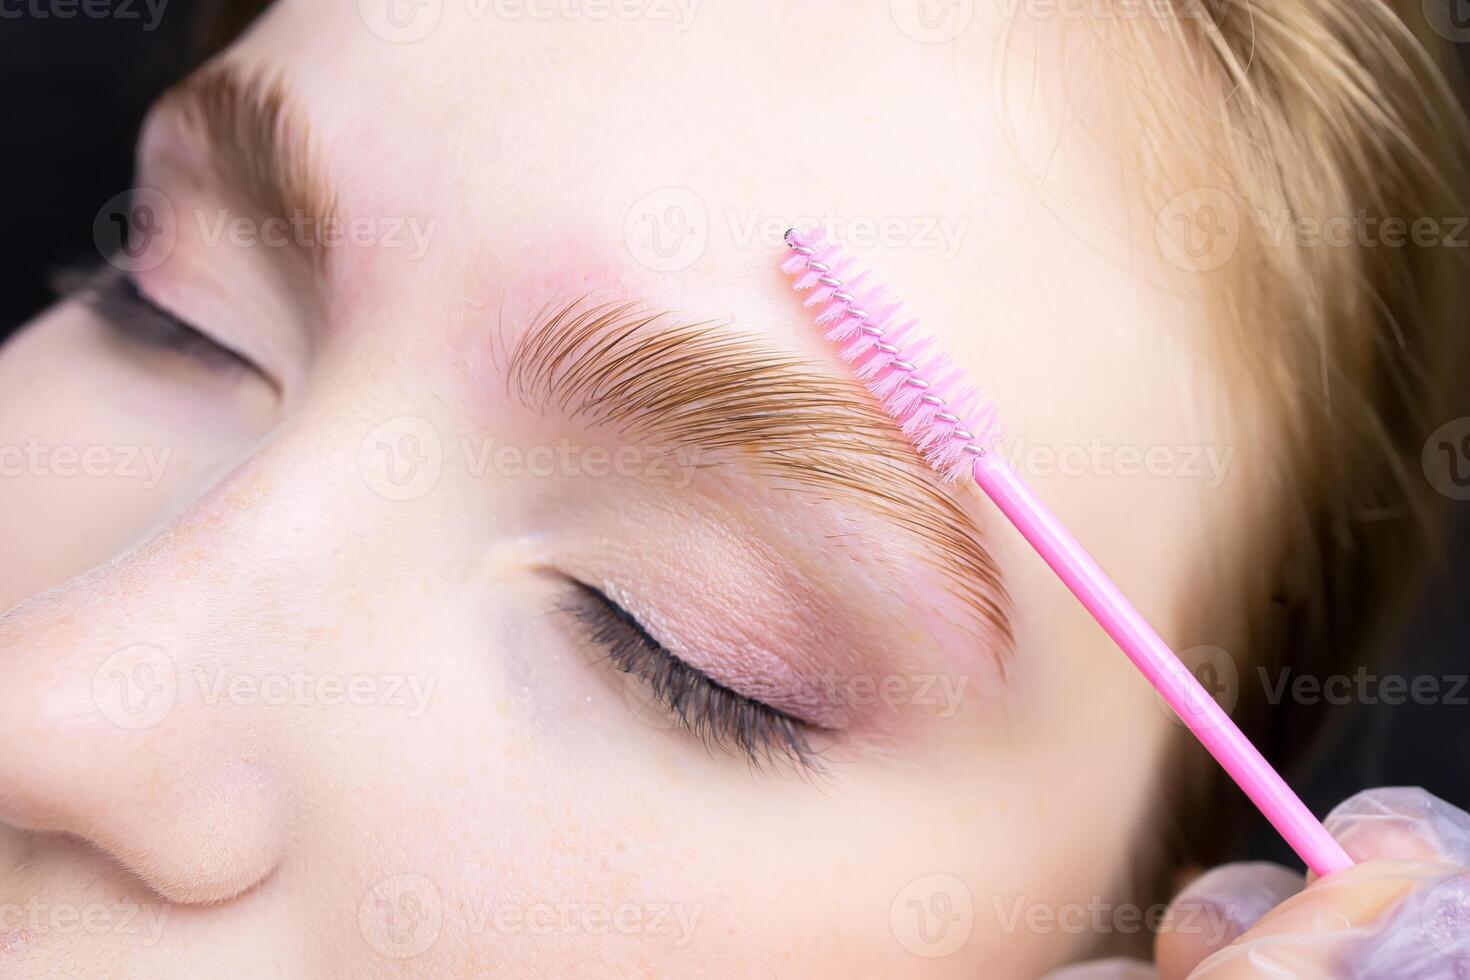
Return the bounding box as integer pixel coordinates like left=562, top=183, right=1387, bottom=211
left=506, top=298, right=1014, bottom=664
left=149, top=60, right=339, bottom=270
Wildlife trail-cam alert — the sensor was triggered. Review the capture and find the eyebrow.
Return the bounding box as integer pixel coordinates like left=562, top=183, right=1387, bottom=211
left=506, top=299, right=1014, bottom=662
left=150, top=61, right=338, bottom=269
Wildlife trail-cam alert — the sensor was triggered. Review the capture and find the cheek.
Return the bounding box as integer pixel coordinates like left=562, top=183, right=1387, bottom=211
left=345, top=578, right=1038, bottom=972
left=0, top=307, right=273, bottom=609
left=0, top=311, right=165, bottom=604
left=286, top=578, right=697, bottom=973
left=305, top=575, right=876, bottom=969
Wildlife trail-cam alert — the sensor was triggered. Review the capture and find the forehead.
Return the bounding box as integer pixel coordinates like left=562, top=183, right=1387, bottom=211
left=213, top=1, right=1031, bottom=286
left=166, top=0, right=1219, bottom=503
left=204, top=3, right=1151, bottom=378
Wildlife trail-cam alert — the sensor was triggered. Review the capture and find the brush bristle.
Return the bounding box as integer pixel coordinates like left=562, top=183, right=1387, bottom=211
left=780, top=227, right=1001, bottom=482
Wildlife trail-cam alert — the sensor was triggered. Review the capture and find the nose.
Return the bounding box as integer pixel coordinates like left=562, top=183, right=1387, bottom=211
left=0, top=454, right=314, bottom=905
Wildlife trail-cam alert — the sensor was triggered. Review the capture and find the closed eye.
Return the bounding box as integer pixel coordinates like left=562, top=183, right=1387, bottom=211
left=562, top=581, right=825, bottom=773
left=61, top=264, right=262, bottom=377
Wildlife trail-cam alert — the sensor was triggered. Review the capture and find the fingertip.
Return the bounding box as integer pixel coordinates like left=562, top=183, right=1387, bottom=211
left=1325, top=787, right=1470, bottom=866
left=1153, top=862, right=1304, bottom=980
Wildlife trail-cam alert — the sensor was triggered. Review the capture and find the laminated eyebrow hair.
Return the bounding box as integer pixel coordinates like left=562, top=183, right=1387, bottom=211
left=505, top=297, right=1014, bottom=664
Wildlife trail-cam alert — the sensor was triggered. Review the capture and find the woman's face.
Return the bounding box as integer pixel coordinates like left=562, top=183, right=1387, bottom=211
left=0, top=2, right=1247, bottom=975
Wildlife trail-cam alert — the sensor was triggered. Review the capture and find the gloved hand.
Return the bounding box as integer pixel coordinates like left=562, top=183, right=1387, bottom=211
left=1046, top=787, right=1470, bottom=979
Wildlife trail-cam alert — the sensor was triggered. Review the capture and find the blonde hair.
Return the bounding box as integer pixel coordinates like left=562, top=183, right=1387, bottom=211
left=1059, top=0, right=1470, bottom=934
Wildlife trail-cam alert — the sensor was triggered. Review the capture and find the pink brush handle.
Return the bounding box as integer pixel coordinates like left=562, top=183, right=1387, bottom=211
left=972, top=451, right=1353, bottom=878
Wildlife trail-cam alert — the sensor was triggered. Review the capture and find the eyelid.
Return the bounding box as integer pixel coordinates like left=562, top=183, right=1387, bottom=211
left=126, top=273, right=278, bottom=385
left=563, top=580, right=825, bottom=771
left=65, top=263, right=268, bottom=380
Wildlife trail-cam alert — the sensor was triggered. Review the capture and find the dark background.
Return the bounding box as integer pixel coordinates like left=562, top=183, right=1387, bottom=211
left=0, top=2, right=1466, bottom=870
left=1, top=1, right=204, bottom=317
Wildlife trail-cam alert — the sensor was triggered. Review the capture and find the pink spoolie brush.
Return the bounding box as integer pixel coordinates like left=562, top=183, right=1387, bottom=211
left=779, top=227, right=1353, bottom=878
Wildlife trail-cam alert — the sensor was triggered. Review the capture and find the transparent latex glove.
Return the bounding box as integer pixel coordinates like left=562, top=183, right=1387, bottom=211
left=1045, top=787, right=1470, bottom=979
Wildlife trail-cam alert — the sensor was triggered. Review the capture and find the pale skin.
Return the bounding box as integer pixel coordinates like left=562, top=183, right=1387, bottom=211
left=0, top=1, right=1458, bottom=977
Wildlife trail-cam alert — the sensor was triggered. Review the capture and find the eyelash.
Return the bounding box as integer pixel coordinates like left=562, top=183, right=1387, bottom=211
left=563, top=582, right=822, bottom=772
left=64, top=265, right=256, bottom=374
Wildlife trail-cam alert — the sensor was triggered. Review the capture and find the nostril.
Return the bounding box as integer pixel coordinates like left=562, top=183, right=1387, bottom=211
left=0, top=738, right=289, bottom=908
left=122, top=838, right=281, bottom=907
left=102, top=757, right=289, bottom=907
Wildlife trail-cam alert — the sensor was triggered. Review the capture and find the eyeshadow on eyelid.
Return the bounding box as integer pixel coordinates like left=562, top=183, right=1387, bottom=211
left=503, top=297, right=1014, bottom=670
